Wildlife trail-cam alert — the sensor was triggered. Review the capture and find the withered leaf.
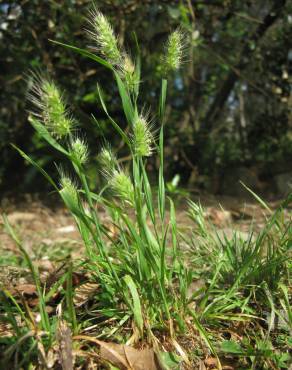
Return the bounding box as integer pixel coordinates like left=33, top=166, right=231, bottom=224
left=0, top=321, right=14, bottom=338
left=73, top=282, right=99, bottom=307
left=101, top=342, right=158, bottom=370
left=74, top=336, right=161, bottom=370
left=15, top=283, right=37, bottom=296
left=57, top=320, right=74, bottom=370
left=204, top=357, right=218, bottom=368
left=199, top=360, right=207, bottom=370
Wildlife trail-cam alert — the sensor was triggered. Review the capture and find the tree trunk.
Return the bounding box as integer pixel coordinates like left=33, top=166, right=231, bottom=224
left=201, top=0, right=287, bottom=134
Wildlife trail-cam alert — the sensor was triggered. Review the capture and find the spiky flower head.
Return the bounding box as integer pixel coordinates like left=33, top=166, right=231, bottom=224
left=122, top=55, right=135, bottom=74
left=99, top=146, right=118, bottom=175
left=28, top=74, right=75, bottom=138
left=99, top=147, right=134, bottom=204
left=87, top=7, right=122, bottom=65
left=120, top=54, right=139, bottom=92
left=109, top=169, right=135, bottom=205
left=71, top=137, right=89, bottom=165
left=59, top=175, right=79, bottom=209
left=133, top=114, right=153, bottom=157
left=163, top=29, right=184, bottom=74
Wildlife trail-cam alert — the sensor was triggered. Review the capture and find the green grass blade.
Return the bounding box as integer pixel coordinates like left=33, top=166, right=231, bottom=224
left=240, top=181, right=272, bottom=214
left=96, top=85, right=131, bottom=147
left=158, top=125, right=165, bottom=221
left=158, top=79, right=167, bottom=221
left=123, top=275, right=143, bottom=335
left=49, top=39, right=113, bottom=70
left=29, top=116, right=69, bottom=155
left=159, top=79, right=168, bottom=123
left=188, top=309, right=221, bottom=367
left=140, top=160, right=155, bottom=224
left=114, top=71, right=135, bottom=125
left=66, top=263, right=78, bottom=334
left=279, top=283, right=292, bottom=328
left=12, top=145, right=58, bottom=190
left=169, top=198, right=177, bottom=260
left=2, top=215, right=51, bottom=336
left=1, top=289, right=30, bottom=331
left=160, top=224, right=169, bottom=285
left=134, top=53, right=141, bottom=98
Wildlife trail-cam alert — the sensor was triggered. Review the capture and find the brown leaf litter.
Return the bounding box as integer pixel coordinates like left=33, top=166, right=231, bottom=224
left=74, top=335, right=163, bottom=370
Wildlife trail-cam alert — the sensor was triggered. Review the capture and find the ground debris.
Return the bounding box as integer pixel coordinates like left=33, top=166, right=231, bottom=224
left=57, top=320, right=74, bottom=370
left=75, top=335, right=162, bottom=370
left=6, top=211, right=36, bottom=224
left=73, top=282, right=100, bottom=307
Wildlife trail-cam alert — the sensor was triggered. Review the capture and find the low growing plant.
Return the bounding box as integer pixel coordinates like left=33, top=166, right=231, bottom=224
left=10, top=4, right=206, bottom=349
left=1, top=6, right=291, bottom=369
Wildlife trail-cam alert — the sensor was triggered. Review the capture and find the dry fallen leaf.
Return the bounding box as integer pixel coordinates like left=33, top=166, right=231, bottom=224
left=101, top=343, right=158, bottom=370
left=204, top=356, right=218, bottom=368
left=74, top=335, right=161, bottom=370
left=206, top=208, right=232, bottom=227
left=14, top=283, right=37, bottom=296
left=73, top=282, right=100, bottom=307
left=0, top=321, right=14, bottom=338
left=199, top=360, right=207, bottom=370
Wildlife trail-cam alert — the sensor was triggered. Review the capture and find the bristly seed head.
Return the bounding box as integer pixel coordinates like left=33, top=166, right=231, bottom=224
left=133, top=114, right=153, bottom=157
left=99, top=147, right=134, bottom=204
left=28, top=74, right=75, bottom=138
left=120, top=54, right=140, bottom=92
left=59, top=174, right=79, bottom=208
left=71, top=137, right=89, bottom=165
left=122, top=55, right=135, bottom=74
left=109, top=169, right=135, bottom=205
left=87, top=7, right=122, bottom=65
left=99, top=146, right=118, bottom=175
left=163, top=29, right=185, bottom=74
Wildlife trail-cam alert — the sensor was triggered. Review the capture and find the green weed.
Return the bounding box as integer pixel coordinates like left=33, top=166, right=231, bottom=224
left=0, top=6, right=291, bottom=369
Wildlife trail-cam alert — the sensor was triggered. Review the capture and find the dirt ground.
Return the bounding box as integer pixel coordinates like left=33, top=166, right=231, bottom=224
left=0, top=192, right=288, bottom=263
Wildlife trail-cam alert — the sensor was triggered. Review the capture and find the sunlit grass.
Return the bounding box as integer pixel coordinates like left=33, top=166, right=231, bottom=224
left=0, top=6, right=291, bottom=369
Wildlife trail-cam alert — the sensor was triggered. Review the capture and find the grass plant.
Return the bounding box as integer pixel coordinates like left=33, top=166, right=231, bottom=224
left=0, top=6, right=291, bottom=369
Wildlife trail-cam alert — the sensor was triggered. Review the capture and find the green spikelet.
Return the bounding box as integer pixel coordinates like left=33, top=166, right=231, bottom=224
left=163, top=29, right=184, bottom=74
left=87, top=7, right=122, bottom=65
left=99, top=146, right=118, bottom=174
left=71, top=137, right=89, bottom=165
left=120, top=55, right=140, bottom=92
left=109, top=170, right=135, bottom=205
left=59, top=175, right=79, bottom=210
left=28, top=75, right=75, bottom=138
left=133, top=114, right=153, bottom=157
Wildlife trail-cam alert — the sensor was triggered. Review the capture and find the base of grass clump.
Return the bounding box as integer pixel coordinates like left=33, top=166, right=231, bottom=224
left=1, top=193, right=291, bottom=369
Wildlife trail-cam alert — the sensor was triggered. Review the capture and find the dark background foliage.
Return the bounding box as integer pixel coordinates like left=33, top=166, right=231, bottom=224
left=1, top=0, right=291, bottom=197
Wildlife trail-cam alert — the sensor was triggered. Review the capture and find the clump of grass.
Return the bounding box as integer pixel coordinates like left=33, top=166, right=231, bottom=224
left=1, top=6, right=291, bottom=369
left=6, top=7, right=196, bottom=360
